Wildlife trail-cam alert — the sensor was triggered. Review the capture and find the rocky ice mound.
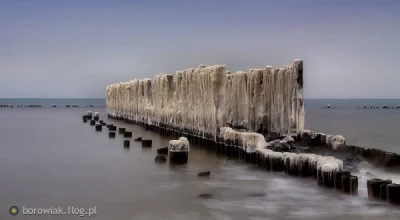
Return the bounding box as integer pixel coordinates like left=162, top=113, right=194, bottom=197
left=219, top=126, right=344, bottom=174
left=326, top=135, right=346, bottom=150
left=169, top=137, right=190, bottom=152
left=220, top=127, right=267, bottom=153
left=299, top=130, right=347, bottom=151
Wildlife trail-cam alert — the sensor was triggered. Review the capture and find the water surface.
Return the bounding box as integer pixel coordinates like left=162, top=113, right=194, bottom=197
left=0, top=106, right=399, bottom=220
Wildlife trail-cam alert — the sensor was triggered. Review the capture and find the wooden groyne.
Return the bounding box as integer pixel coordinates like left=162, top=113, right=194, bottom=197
left=104, top=59, right=358, bottom=197
left=104, top=59, right=399, bottom=206
left=107, top=113, right=400, bottom=206
left=106, top=60, right=305, bottom=137
left=108, top=114, right=359, bottom=196
left=290, top=130, right=400, bottom=172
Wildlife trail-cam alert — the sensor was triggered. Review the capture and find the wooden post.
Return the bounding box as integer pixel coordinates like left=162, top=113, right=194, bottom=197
left=119, top=127, right=126, bottom=134
left=95, top=124, right=102, bottom=131
left=341, top=175, right=351, bottom=193
left=109, top=132, right=116, bottom=138
left=386, top=184, right=400, bottom=205
left=142, top=140, right=152, bottom=148
left=367, top=179, right=392, bottom=200
left=350, top=176, right=358, bottom=195
left=333, top=171, right=350, bottom=189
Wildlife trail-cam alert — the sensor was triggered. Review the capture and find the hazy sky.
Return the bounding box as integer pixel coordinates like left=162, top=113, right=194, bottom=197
left=1, top=0, right=399, bottom=98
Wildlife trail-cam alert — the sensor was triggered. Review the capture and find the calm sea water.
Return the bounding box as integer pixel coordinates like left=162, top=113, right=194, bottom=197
left=0, top=98, right=105, bottom=107
left=0, top=99, right=399, bottom=220
left=305, top=99, right=400, bottom=154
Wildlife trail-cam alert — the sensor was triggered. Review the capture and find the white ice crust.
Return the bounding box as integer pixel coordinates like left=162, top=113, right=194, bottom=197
left=105, top=60, right=305, bottom=137
left=105, top=60, right=345, bottom=174
left=169, top=137, right=190, bottom=152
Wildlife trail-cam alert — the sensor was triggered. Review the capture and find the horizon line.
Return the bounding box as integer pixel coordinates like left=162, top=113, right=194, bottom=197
left=1, top=98, right=400, bottom=100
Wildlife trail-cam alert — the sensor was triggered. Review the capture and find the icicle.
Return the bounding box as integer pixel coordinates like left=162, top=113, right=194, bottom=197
left=105, top=59, right=304, bottom=136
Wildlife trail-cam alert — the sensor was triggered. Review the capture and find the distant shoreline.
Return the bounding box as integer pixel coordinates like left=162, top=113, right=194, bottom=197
left=1, top=98, right=400, bottom=100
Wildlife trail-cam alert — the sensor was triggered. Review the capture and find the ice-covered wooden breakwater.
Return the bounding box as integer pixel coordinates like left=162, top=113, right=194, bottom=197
left=106, top=59, right=304, bottom=137
left=217, top=127, right=358, bottom=193
left=108, top=112, right=358, bottom=195
left=296, top=130, right=400, bottom=172
left=105, top=60, right=360, bottom=196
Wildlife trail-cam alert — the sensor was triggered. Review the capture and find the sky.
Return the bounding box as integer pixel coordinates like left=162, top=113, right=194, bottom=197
left=0, top=0, right=399, bottom=99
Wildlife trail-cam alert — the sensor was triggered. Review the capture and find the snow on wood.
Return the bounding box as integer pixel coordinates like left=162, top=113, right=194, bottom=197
left=105, top=59, right=304, bottom=136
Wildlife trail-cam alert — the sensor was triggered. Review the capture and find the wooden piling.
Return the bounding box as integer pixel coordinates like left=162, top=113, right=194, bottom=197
left=109, top=126, right=116, bottom=131
left=270, top=157, right=283, bottom=172
left=341, top=174, right=351, bottom=193
left=333, top=171, right=351, bottom=189
left=299, top=161, right=312, bottom=177
left=380, top=184, right=389, bottom=201
left=142, top=140, right=152, bottom=148
left=119, top=127, right=126, bottom=134
left=95, top=124, right=102, bottom=131
left=251, top=152, right=257, bottom=164
left=318, top=171, right=334, bottom=187
left=256, top=152, right=261, bottom=166
left=367, top=179, right=392, bottom=200
left=123, top=131, right=132, bottom=138
left=350, top=176, right=358, bottom=195
left=169, top=151, right=188, bottom=164
left=386, top=184, right=400, bottom=205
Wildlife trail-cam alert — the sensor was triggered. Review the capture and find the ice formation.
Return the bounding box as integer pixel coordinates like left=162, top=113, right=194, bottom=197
left=300, top=130, right=314, bottom=140
left=105, top=60, right=345, bottom=168
left=220, top=127, right=267, bottom=153
left=169, top=137, right=190, bottom=152
left=105, top=59, right=304, bottom=137
left=217, top=127, right=343, bottom=175
left=296, top=129, right=346, bottom=151
left=104, top=59, right=354, bottom=183
left=326, top=135, right=346, bottom=150
left=257, top=148, right=343, bottom=176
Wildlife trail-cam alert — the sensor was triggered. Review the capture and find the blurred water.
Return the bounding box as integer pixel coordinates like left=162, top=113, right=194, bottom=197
left=0, top=106, right=399, bottom=220
left=0, top=99, right=400, bottom=219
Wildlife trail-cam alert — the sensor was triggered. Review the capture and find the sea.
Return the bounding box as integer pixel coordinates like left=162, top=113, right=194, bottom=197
left=0, top=98, right=399, bottom=220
